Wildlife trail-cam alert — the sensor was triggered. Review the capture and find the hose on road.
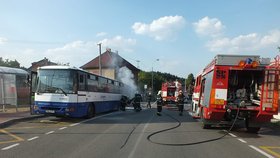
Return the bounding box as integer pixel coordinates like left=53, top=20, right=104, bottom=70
left=147, top=107, right=240, bottom=146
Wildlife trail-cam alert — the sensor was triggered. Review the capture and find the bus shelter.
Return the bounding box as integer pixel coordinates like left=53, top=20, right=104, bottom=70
left=0, top=66, right=29, bottom=112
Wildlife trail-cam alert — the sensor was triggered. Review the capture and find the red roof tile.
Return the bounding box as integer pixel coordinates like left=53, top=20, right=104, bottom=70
left=80, top=50, right=139, bottom=72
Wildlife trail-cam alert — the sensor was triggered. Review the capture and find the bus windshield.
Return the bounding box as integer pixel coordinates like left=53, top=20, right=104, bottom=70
left=36, top=69, right=75, bottom=94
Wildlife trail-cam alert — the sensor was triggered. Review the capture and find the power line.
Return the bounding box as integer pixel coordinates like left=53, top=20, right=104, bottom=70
left=5, top=39, right=65, bottom=45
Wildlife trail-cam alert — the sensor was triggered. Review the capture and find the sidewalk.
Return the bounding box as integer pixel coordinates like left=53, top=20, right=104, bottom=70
left=0, top=106, right=44, bottom=128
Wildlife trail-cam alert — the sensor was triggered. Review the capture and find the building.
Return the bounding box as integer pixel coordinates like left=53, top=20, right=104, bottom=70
left=28, top=57, right=57, bottom=72
left=80, top=49, right=140, bottom=82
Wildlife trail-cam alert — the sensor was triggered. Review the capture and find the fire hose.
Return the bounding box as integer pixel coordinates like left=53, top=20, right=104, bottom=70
left=147, top=107, right=240, bottom=146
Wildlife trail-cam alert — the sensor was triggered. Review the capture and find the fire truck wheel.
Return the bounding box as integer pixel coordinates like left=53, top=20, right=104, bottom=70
left=245, top=118, right=260, bottom=133
left=201, top=108, right=211, bottom=129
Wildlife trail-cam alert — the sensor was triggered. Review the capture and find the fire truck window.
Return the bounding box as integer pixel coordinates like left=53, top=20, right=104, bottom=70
left=167, top=89, right=175, bottom=96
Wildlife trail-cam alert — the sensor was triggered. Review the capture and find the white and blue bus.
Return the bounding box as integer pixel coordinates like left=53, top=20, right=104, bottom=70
left=33, top=66, right=128, bottom=118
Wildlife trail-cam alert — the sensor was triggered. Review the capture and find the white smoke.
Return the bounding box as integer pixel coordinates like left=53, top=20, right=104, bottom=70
left=117, top=66, right=137, bottom=99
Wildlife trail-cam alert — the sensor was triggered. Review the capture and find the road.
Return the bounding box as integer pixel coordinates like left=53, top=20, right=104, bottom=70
left=1, top=103, right=280, bottom=158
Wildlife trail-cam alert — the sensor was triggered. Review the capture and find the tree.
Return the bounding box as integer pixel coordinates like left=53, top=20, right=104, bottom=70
left=138, top=71, right=152, bottom=92
left=0, top=58, right=21, bottom=68
left=138, top=70, right=185, bottom=95
left=185, top=73, right=195, bottom=87
left=185, top=73, right=195, bottom=95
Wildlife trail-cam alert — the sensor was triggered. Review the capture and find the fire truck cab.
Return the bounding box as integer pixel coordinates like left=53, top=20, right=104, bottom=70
left=161, top=81, right=182, bottom=104
left=192, top=54, right=279, bottom=133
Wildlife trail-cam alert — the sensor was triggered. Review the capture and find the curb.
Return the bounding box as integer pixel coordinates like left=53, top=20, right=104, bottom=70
left=0, top=114, right=46, bottom=129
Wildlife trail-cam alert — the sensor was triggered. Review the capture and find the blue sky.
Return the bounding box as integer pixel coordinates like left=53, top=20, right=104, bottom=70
left=0, top=0, right=280, bottom=77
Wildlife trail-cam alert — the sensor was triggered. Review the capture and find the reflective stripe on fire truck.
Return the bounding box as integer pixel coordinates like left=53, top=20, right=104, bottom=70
left=210, top=89, right=227, bottom=106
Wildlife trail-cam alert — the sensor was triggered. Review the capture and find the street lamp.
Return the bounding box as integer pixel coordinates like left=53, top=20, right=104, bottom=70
left=151, top=59, right=159, bottom=97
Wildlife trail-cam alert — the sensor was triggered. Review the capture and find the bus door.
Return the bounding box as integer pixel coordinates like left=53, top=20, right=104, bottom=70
left=78, top=73, right=87, bottom=104
left=30, top=71, right=37, bottom=114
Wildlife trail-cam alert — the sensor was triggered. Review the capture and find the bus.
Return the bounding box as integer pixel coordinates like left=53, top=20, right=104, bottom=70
left=33, top=65, right=129, bottom=118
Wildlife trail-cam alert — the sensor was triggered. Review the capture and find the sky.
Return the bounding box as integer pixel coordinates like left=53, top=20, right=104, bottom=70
left=0, top=0, right=280, bottom=78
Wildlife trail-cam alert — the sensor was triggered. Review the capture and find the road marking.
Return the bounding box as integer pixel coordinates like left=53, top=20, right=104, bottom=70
left=1, top=143, right=19, bottom=150
left=69, top=123, right=80, bottom=127
left=45, top=131, right=54, bottom=135
left=5, top=123, right=71, bottom=130
left=0, top=129, right=24, bottom=144
left=249, top=145, right=274, bottom=158
left=260, top=146, right=280, bottom=158
left=27, top=136, right=39, bottom=141
left=237, top=138, right=247, bottom=143
left=228, top=133, right=237, bottom=138
left=68, top=111, right=121, bottom=127
left=128, top=115, right=154, bottom=158
left=59, top=127, right=67, bottom=130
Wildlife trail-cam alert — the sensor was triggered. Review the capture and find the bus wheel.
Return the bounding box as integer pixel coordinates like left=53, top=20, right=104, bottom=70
left=201, top=108, right=211, bottom=129
left=86, top=104, right=95, bottom=119
left=245, top=118, right=260, bottom=133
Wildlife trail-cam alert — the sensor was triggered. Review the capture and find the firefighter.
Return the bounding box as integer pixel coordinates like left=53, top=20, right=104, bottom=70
left=176, top=90, right=185, bottom=116
left=147, top=92, right=152, bottom=108
left=132, top=93, right=142, bottom=112
left=156, top=91, right=163, bottom=116
left=120, top=95, right=128, bottom=111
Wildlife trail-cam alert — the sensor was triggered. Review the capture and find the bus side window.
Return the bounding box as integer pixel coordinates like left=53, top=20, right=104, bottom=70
left=88, top=74, right=98, bottom=92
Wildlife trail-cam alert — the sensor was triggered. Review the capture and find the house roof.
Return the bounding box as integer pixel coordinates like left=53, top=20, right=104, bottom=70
left=28, top=57, right=57, bottom=71
left=80, top=50, right=140, bottom=72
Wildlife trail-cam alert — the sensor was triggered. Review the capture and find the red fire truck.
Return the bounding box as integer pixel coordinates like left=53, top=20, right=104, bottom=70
left=191, top=54, right=279, bottom=133
left=161, top=80, right=182, bottom=104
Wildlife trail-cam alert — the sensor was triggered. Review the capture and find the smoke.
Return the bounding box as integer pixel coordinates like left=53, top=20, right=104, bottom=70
left=117, top=66, right=137, bottom=99
left=110, top=52, right=123, bottom=68
left=106, top=49, right=138, bottom=98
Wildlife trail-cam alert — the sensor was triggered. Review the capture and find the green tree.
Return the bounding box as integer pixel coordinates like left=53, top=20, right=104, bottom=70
left=185, top=73, right=195, bottom=95
left=0, top=58, right=21, bottom=68
left=0, top=57, right=4, bottom=66
left=185, top=73, right=195, bottom=87
left=138, top=71, right=152, bottom=92
left=138, top=70, right=185, bottom=95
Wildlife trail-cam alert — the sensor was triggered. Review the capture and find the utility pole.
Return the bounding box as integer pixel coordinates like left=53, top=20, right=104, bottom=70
left=151, top=59, right=159, bottom=97
left=152, top=67, right=154, bottom=96
left=97, top=43, right=102, bottom=76
left=136, top=60, right=140, bottom=69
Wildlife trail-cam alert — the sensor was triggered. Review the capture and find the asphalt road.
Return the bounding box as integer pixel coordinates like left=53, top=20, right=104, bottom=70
left=1, top=104, right=280, bottom=158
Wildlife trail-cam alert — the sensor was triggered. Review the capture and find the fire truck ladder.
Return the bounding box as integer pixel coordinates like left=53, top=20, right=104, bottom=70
left=263, top=55, right=280, bottom=111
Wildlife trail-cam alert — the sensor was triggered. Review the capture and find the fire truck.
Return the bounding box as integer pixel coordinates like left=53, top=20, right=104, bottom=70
left=191, top=54, right=280, bottom=133
left=161, top=80, right=182, bottom=104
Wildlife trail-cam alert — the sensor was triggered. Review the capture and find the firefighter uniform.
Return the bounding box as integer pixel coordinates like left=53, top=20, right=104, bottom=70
left=147, top=93, right=152, bottom=108
left=132, top=93, right=142, bottom=112
left=176, top=90, right=185, bottom=116
left=120, top=96, right=128, bottom=111
left=156, top=91, right=163, bottom=116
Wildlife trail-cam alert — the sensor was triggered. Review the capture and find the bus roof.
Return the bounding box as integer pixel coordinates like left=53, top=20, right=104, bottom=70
left=38, top=65, right=81, bottom=70
left=0, top=66, right=28, bottom=75
left=38, top=65, right=120, bottom=82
